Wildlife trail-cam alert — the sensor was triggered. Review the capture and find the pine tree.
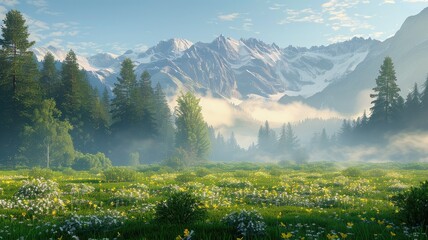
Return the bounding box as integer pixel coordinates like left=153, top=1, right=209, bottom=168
left=138, top=71, right=156, bottom=138
left=370, top=57, right=401, bottom=125
left=0, top=10, right=41, bottom=165
left=175, top=92, right=210, bottom=160
left=40, top=52, right=60, bottom=99
left=111, top=58, right=137, bottom=131
left=420, top=77, right=428, bottom=129
left=153, top=82, right=174, bottom=156
left=403, top=83, right=421, bottom=128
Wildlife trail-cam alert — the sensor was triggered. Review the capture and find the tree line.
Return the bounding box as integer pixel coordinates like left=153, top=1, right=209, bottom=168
left=0, top=10, right=211, bottom=169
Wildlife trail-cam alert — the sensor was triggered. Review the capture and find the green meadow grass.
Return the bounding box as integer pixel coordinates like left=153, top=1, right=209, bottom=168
left=0, top=162, right=426, bottom=240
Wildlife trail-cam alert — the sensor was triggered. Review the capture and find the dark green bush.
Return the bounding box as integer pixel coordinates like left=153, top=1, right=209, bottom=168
left=392, top=180, right=428, bottom=227
left=72, top=152, right=112, bottom=171
left=28, top=167, right=54, bottom=179
left=341, top=167, right=362, bottom=177
left=155, top=191, right=207, bottom=224
left=175, top=173, right=196, bottom=183
left=103, top=167, right=139, bottom=182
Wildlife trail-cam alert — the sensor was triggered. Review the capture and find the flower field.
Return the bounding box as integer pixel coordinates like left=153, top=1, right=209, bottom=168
left=0, top=162, right=427, bottom=240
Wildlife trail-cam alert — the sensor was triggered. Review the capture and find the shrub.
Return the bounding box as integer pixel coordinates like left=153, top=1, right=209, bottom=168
left=155, top=191, right=207, bottom=224
left=195, top=167, right=210, bottom=177
left=103, top=167, right=139, bottom=182
left=392, top=180, right=428, bottom=227
left=221, top=209, right=266, bottom=238
left=28, top=167, right=54, bottom=179
left=341, top=167, right=362, bottom=177
left=72, top=152, right=112, bottom=171
left=15, top=178, right=60, bottom=199
left=175, top=173, right=196, bottom=183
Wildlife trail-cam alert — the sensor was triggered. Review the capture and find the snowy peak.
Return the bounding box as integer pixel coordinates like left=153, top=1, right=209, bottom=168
left=88, top=53, right=118, bottom=69
left=136, top=38, right=193, bottom=63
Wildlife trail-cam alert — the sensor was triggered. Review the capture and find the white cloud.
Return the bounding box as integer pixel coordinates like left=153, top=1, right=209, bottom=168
left=134, top=43, right=148, bottom=52
left=383, top=0, right=395, bottom=3
left=26, top=0, right=46, bottom=7
left=279, top=8, right=324, bottom=25
left=322, top=0, right=374, bottom=32
left=0, top=0, right=19, bottom=6
left=403, top=0, right=428, bottom=2
left=218, top=12, right=240, bottom=21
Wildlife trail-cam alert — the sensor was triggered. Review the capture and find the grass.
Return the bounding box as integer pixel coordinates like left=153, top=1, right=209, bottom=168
left=0, top=162, right=427, bottom=239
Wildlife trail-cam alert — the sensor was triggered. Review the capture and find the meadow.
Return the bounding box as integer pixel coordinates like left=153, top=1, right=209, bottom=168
left=0, top=162, right=427, bottom=240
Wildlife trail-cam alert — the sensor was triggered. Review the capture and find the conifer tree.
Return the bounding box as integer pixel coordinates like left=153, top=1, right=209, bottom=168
left=370, top=57, right=401, bottom=125
left=40, top=52, right=60, bottom=99
left=0, top=10, right=41, bottom=165
left=175, top=92, right=210, bottom=160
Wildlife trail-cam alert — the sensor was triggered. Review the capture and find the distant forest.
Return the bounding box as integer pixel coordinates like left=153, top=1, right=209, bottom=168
left=1, top=10, right=428, bottom=170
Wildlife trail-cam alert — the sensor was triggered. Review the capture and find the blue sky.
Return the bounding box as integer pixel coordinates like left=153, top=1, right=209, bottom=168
left=0, top=0, right=427, bottom=56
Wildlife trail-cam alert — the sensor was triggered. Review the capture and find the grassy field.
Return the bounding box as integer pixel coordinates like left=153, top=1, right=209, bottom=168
left=0, top=162, right=427, bottom=240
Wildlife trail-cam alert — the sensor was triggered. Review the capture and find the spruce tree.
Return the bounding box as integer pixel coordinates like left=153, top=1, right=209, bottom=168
left=138, top=71, right=156, bottom=138
left=40, top=52, right=60, bottom=99
left=370, top=57, right=401, bottom=125
left=175, top=92, right=210, bottom=160
left=0, top=10, right=41, bottom=165
left=154, top=82, right=174, bottom=156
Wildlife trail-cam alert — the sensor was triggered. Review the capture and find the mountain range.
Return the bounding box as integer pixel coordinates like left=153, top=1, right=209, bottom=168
left=32, top=7, right=428, bottom=115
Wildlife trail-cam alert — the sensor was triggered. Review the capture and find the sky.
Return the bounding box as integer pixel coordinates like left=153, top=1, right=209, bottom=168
left=0, top=0, right=427, bottom=56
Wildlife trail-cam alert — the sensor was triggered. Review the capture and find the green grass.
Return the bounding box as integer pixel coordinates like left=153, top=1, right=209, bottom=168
left=0, top=162, right=427, bottom=239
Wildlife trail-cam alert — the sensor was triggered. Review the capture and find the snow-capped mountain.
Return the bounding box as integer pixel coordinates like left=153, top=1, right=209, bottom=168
left=30, top=7, right=428, bottom=115
left=33, top=36, right=376, bottom=100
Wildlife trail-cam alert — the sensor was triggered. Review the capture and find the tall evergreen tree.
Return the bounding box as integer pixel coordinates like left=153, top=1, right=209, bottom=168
left=40, top=52, right=60, bottom=100
left=421, top=77, right=428, bottom=129
left=111, top=58, right=137, bottom=131
left=138, top=71, right=156, bottom=138
left=153, top=82, right=174, bottom=156
left=370, top=57, right=401, bottom=125
left=175, top=92, right=210, bottom=160
left=0, top=10, right=41, bottom=165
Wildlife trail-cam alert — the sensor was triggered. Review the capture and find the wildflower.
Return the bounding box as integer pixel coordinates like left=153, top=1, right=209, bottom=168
left=390, top=232, right=396, bottom=237
left=346, top=222, right=353, bottom=228
left=339, top=232, right=347, bottom=239
left=377, top=220, right=384, bottom=225
left=236, top=238, right=243, bottom=240
left=176, top=235, right=182, bottom=240
left=21, top=212, right=26, bottom=217
left=370, top=217, right=375, bottom=221
left=280, top=222, right=286, bottom=227
left=184, top=229, right=190, bottom=237
left=52, top=210, right=57, bottom=216
left=281, top=232, right=293, bottom=239
left=386, top=225, right=392, bottom=229
left=327, top=233, right=338, bottom=239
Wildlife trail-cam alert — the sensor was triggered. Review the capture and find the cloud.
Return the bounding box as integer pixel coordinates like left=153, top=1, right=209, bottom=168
left=383, top=0, right=395, bottom=3
left=322, top=0, right=374, bottom=32
left=279, top=8, right=324, bottom=25
left=218, top=12, right=240, bottom=21
left=403, top=0, right=428, bottom=2
left=229, top=18, right=254, bottom=32
left=269, top=3, right=286, bottom=10
left=134, top=43, right=148, bottom=52
left=0, top=0, right=19, bottom=6
left=26, top=0, right=60, bottom=15
left=0, top=5, right=6, bottom=20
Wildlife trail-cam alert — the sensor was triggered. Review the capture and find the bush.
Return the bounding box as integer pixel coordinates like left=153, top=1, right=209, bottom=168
left=103, top=167, right=139, bottom=182
left=392, top=180, right=428, bottom=227
left=155, top=191, right=207, bottom=224
left=72, top=152, right=112, bottom=171
left=15, top=178, right=60, bottom=199
left=195, top=167, right=210, bottom=177
left=221, top=209, right=266, bottom=238
left=175, top=173, right=196, bottom=183
left=28, top=167, right=54, bottom=179
left=341, top=167, right=362, bottom=177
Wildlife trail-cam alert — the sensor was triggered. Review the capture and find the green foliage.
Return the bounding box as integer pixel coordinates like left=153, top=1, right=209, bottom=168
left=155, top=191, right=207, bottom=224
left=72, top=152, right=112, bottom=171
left=163, top=147, right=196, bottom=169
left=103, top=167, right=139, bottom=182
left=15, top=178, right=60, bottom=199
left=392, top=181, right=428, bottom=227
left=28, top=167, right=54, bottom=179
left=221, top=209, right=266, bottom=238
left=341, top=167, right=363, bottom=177
left=21, top=99, right=75, bottom=168
left=175, top=173, right=196, bottom=183
left=370, top=57, right=402, bottom=125
left=175, top=92, right=210, bottom=161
